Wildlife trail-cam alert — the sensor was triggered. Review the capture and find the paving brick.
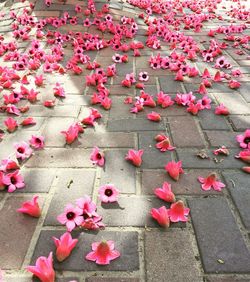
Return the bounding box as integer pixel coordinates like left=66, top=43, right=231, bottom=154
left=141, top=169, right=220, bottom=195
left=206, top=278, right=250, bottom=282
left=139, top=131, right=174, bottom=169
left=213, top=93, right=250, bottom=115
left=222, top=171, right=250, bottom=229
left=107, top=118, right=165, bottom=132
left=159, top=77, right=184, bottom=93
left=109, top=85, right=135, bottom=96
left=97, top=196, right=184, bottom=227
left=168, top=116, right=205, bottom=148
left=188, top=198, right=250, bottom=273
left=0, top=196, right=39, bottom=269
left=26, top=148, right=93, bottom=168
left=229, top=116, right=250, bottom=131
left=176, top=148, right=243, bottom=169
left=24, top=105, right=81, bottom=117
left=145, top=229, right=202, bottom=282
left=17, top=168, right=54, bottom=193
left=44, top=169, right=95, bottom=226
left=198, top=107, right=230, bottom=131
left=42, top=117, right=75, bottom=147
left=32, top=230, right=139, bottom=271
left=100, top=150, right=136, bottom=194
left=86, top=278, right=139, bottom=282
left=205, top=131, right=239, bottom=148
left=109, top=97, right=134, bottom=118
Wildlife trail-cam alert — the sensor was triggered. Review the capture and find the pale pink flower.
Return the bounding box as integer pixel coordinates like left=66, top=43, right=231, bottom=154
left=14, top=142, right=33, bottom=161
left=198, top=173, right=225, bottom=191
left=236, top=129, right=250, bottom=149
left=98, top=184, right=119, bottom=203
left=3, top=170, right=25, bottom=192
left=90, top=147, right=105, bottom=167
left=57, top=204, right=83, bottom=232
left=29, top=135, right=45, bottom=149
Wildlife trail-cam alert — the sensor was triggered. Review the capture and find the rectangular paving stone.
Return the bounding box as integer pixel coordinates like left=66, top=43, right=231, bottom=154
left=42, top=117, right=75, bottom=147
left=100, top=150, right=136, bottom=194
left=213, top=93, right=250, bottom=115
left=24, top=105, right=81, bottom=117
left=98, top=196, right=184, bottom=227
left=44, top=169, right=95, bottom=226
left=205, top=131, right=239, bottom=148
left=198, top=107, right=230, bottom=131
left=107, top=118, right=165, bottom=132
left=223, top=171, right=250, bottom=229
left=86, top=278, right=139, bottom=282
left=26, top=148, right=93, bottom=168
left=17, top=168, right=55, bottom=193
left=0, top=196, right=39, bottom=269
left=159, top=77, right=184, bottom=93
left=229, top=116, right=250, bottom=131
left=109, top=97, right=134, bottom=119
left=168, top=116, right=205, bottom=148
left=75, top=132, right=136, bottom=148
left=141, top=169, right=221, bottom=195
left=176, top=149, right=243, bottom=169
left=31, top=230, right=139, bottom=271
left=139, top=131, right=174, bottom=169
left=145, top=229, right=202, bottom=282
left=188, top=198, right=250, bottom=273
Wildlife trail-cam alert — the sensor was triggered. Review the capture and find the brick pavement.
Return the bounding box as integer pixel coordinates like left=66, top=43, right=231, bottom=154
left=0, top=0, right=249, bottom=281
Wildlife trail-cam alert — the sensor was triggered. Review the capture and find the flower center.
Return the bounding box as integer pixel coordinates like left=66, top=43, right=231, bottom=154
left=17, top=147, right=24, bottom=154
left=10, top=176, right=17, bottom=184
left=244, top=137, right=250, bottom=144
left=142, top=74, right=147, bottom=79
left=96, top=153, right=102, bottom=160
left=66, top=212, right=75, bottom=220
left=105, top=188, right=113, bottom=197
left=36, top=138, right=41, bottom=143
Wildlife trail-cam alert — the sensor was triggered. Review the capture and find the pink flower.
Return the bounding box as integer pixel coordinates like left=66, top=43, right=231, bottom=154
left=213, top=71, right=222, bottom=82
left=57, top=204, right=83, bottom=232
left=90, top=147, right=105, bottom=167
left=3, top=170, right=25, bottom=192
left=147, top=111, right=161, bottom=122
left=165, top=161, right=184, bottom=181
left=86, top=240, right=120, bottom=265
left=151, top=206, right=170, bottom=227
left=157, top=92, right=174, bottom=108
left=0, top=171, right=5, bottom=190
left=155, top=134, right=175, bottom=152
left=168, top=200, right=190, bottom=222
left=61, top=123, right=82, bottom=145
left=154, top=182, right=176, bottom=203
left=27, top=252, right=55, bottom=282
left=17, top=195, right=41, bottom=217
left=76, top=195, right=97, bottom=216
left=53, top=82, right=65, bottom=98
left=29, top=135, right=45, bottom=149
left=20, top=117, right=36, bottom=126
left=14, top=142, right=33, bottom=161
left=4, top=117, right=18, bottom=132
left=138, top=71, right=149, bottom=81
left=187, top=102, right=202, bottom=115
left=0, top=158, right=19, bottom=172
left=198, top=173, right=225, bottom=191
left=215, top=104, right=229, bottom=115
left=125, top=149, right=143, bottom=167
left=53, top=232, right=78, bottom=262
left=236, top=129, right=250, bottom=149
left=98, top=184, right=119, bottom=203
left=228, top=80, right=241, bottom=89
left=242, top=167, right=250, bottom=174
left=235, top=150, right=250, bottom=163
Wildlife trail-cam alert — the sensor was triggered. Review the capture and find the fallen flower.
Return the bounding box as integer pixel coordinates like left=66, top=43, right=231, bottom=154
left=86, top=240, right=120, bottom=265
left=215, top=104, right=229, bottom=115
left=57, top=204, right=83, bottom=232
left=90, top=147, right=105, bottom=167
left=14, top=142, right=33, bottom=161
left=151, top=206, right=170, bottom=227
left=125, top=149, right=143, bottom=167
left=26, top=252, right=55, bottom=282
left=154, top=182, right=175, bottom=203
left=165, top=161, right=184, bottom=181
left=53, top=232, right=78, bottom=262
left=242, top=167, right=250, bottom=173
left=168, top=200, right=190, bottom=222
left=17, top=195, right=41, bottom=217
left=147, top=111, right=161, bottom=122
left=213, top=146, right=229, bottom=156
left=235, top=150, right=250, bottom=163
left=236, top=129, right=250, bottom=149
left=155, top=134, right=175, bottom=152
left=3, top=170, right=25, bottom=193
left=198, top=172, right=225, bottom=191
left=98, top=184, right=119, bottom=203
left=29, top=135, right=45, bottom=149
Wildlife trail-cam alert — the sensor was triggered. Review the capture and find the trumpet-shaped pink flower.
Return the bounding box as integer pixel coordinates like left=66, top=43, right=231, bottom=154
left=215, top=104, right=229, bottom=115
left=4, top=117, right=18, bottom=132
left=0, top=171, right=5, bottom=190
left=90, top=147, right=105, bottom=167
left=86, top=240, right=120, bottom=265
left=76, top=195, right=97, bottom=216
left=53, top=232, right=78, bottom=262
left=228, top=80, right=241, bottom=89
left=29, top=135, right=45, bottom=149
left=27, top=252, right=55, bottom=282
left=98, top=184, right=119, bottom=203
left=20, top=117, right=36, bottom=126
left=125, top=149, right=143, bottom=167
left=0, top=158, right=19, bottom=172
left=236, top=129, right=250, bottom=149
left=147, top=111, right=161, bottom=122
left=61, top=123, right=82, bottom=145
left=198, top=173, right=225, bottom=191
left=151, top=206, right=170, bottom=227
left=57, top=204, right=83, bottom=232
left=168, top=200, right=190, bottom=222
left=17, top=195, right=41, bottom=217
left=154, top=182, right=175, bottom=203
left=165, top=161, right=184, bottom=181
left=235, top=150, right=250, bottom=163
left=53, top=82, right=65, bottom=98
left=242, top=167, right=250, bottom=174
left=155, top=134, right=175, bottom=152
left=14, top=142, right=33, bottom=161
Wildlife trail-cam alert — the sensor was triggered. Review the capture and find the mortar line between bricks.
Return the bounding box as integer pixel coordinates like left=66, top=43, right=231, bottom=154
left=21, top=169, right=60, bottom=268
left=138, top=230, right=146, bottom=282
left=194, top=115, right=210, bottom=148
left=92, top=166, right=101, bottom=204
